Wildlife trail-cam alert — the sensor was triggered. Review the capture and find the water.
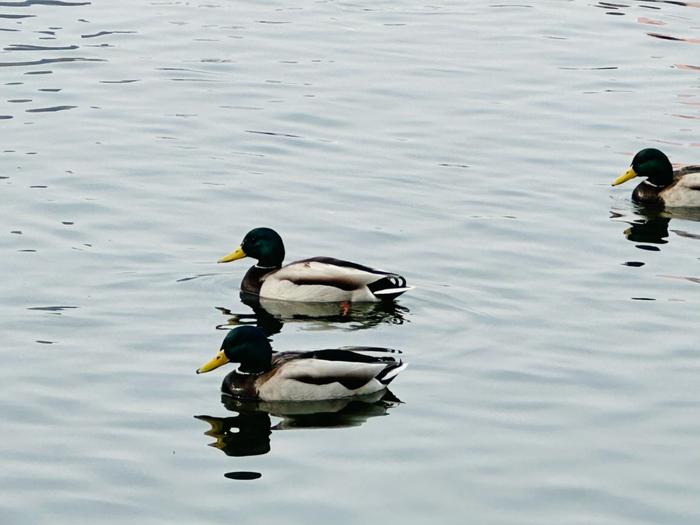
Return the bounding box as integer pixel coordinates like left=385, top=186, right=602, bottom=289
left=2, top=1, right=699, bottom=523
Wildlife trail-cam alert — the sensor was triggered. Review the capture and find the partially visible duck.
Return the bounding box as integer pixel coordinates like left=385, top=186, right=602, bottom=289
left=196, top=326, right=407, bottom=401
left=612, top=148, right=700, bottom=208
left=218, top=227, right=411, bottom=302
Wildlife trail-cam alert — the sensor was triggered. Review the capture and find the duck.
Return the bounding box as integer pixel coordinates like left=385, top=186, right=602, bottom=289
left=218, top=227, right=412, bottom=302
left=196, top=326, right=407, bottom=401
left=612, top=148, right=700, bottom=208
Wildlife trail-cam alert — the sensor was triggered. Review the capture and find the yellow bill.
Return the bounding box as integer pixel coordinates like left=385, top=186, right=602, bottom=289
left=196, top=350, right=229, bottom=374
left=218, top=245, right=247, bottom=263
left=612, top=167, right=638, bottom=187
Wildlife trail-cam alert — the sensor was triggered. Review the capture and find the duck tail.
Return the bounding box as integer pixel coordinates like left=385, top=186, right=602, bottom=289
left=368, top=275, right=412, bottom=300
left=377, top=361, right=407, bottom=385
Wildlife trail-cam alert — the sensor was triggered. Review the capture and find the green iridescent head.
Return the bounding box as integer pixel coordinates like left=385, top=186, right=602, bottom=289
left=218, top=227, right=285, bottom=267
left=613, top=148, right=674, bottom=188
left=196, top=326, right=272, bottom=375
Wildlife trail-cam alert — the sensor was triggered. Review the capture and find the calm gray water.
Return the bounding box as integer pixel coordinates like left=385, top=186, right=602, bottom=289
left=2, top=1, right=699, bottom=523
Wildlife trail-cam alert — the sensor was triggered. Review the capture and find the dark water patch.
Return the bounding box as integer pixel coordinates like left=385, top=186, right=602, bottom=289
left=35, top=340, right=55, bottom=344
left=0, top=115, right=12, bottom=119
left=632, top=297, right=656, bottom=301
left=169, top=78, right=219, bottom=83
left=659, top=274, right=700, bottom=285
left=0, top=1, right=90, bottom=6
left=0, top=28, right=19, bottom=32
left=38, top=88, right=61, bottom=92
left=671, top=229, right=700, bottom=240
left=25, top=70, right=52, bottom=75
left=18, top=249, right=36, bottom=252
left=5, top=82, right=22, bottom=85
left=647, top=32, right=700, bottom=43
left=623, top=261, right=645, bottom=267
left=439, top=163, right=470, bottom=168
left=596, top=2, right=625, bottom=9
left=28, top=305, right=78, bottom=312
left=0, top=13, right=35, bottom=18
left=61, top=221, right=74, bottom=225
left=224, top=471, right=262, bottom=480
left=10, top=230, right=21, bottom=234
left=9, top=99, right=31, bottom=103
left=5, top=44, right=79, bottom=51
left=81, top=30, right=136, bottom=39
left=99, top=79, right=139, bottom=83
left=0, top=57, right=103, bottom=68
left=559, top=66, right=618, bottom=70
left=636, top=244, right=661, bottom=251
left=26, top=105, right=77, bottom=113
left=246, top=129, right=302, bottom=139
left=176, top=273, right=218, bottom=283
left=29, top=185, right=47, bottom=188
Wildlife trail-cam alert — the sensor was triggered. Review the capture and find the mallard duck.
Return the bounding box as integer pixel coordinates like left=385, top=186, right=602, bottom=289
left=218, top=227, right=412, bottom=302
left=612, top=148, right=700, bottom=208
left=196, top=326, right=407, bottom=401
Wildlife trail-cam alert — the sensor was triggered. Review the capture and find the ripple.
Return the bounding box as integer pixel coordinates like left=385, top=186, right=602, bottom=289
left=647, top=32, right=700, bottom=44
left=4, top=44, right=79, bottom=51
left=27, top=305, right=78, bottom=312
left=0, top=1, right=90, bottom=6
left=26, top=105, right=77, bottom=112
left=81, top=30, right=136, bottom=39
left=0, top=57, right=104, bottom=68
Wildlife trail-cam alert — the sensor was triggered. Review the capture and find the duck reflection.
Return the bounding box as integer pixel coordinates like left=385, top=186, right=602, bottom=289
left=612, top=207, right=700, bottom=247
left=195, top=390, right=401, bottom=463
left=215, top=293, right=410, bottom=336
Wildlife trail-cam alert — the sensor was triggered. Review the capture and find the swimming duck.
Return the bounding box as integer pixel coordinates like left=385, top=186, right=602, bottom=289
left=196, top=326, right=407, bottom=401
left=218, top=227, right=411, bottom=302
left=612, top=148, right=700, bottom=208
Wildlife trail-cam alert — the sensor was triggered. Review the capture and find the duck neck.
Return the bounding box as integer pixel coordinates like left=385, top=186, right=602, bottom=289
left=646, top=158, right=674, bottom=188
left=238, top=342, right=272, bottom=374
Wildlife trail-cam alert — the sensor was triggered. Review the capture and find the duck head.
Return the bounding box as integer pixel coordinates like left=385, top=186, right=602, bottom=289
left=613, top=148, right=674, bottom=188
left=197, top=326, right=273, bottom=375
left=218, top=227, right=285, bottom=267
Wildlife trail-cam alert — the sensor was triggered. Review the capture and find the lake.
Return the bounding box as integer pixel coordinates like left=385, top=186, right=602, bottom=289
left=2, top=1, right=699, bottom=523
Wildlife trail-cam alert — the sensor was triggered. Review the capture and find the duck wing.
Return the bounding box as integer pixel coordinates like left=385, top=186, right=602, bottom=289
left=676, top=169, right=700, bottom=190
left=274, top=350, right=405, bottom=389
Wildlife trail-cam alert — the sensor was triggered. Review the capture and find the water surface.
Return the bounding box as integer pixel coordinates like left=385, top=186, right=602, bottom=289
left=2, top=1, right=700, bottom=524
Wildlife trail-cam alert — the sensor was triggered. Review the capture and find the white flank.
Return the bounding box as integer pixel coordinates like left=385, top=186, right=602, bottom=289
left=258, top=260, right=390, bottom=302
